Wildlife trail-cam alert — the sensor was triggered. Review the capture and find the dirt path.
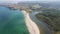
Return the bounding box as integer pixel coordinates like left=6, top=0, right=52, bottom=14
left=22, top=10, right=40, bottom=34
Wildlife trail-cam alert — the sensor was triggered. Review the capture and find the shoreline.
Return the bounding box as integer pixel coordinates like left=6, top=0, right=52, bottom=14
left=22, top=10, right=40, bottom=34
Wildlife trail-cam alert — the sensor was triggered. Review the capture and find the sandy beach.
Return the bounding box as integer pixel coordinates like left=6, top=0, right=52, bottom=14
left=22, top=10, right=40, bottom=34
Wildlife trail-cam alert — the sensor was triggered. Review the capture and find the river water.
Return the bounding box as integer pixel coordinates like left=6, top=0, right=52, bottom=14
left=0, top=6, right=29, bottom=34
left=29, top=12, right=52, bottom=34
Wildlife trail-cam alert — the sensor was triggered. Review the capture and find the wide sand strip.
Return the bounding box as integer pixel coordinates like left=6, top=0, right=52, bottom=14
left=22, top=10, right=40, bottom=34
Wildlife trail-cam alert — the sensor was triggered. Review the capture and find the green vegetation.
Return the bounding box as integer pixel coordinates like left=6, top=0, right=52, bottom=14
left=35, top=9, right=60, bottom=34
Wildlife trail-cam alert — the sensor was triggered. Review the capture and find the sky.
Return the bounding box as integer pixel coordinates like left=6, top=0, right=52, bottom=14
left=0, top=0, right=60, bottom=3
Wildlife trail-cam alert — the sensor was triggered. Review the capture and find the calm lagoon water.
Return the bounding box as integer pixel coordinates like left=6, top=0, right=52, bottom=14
left=0, top=6, right=29, bottom=34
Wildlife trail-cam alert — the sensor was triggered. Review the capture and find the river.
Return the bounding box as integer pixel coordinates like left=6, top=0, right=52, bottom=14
left=29, top=12, right=52, bottom=34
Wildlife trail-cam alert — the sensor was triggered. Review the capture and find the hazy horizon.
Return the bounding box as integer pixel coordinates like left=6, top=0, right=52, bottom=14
left=0, top=0, right=60, bottom=3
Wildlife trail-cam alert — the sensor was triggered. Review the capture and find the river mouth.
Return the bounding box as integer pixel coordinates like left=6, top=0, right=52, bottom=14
left=0, top=6, right=29, bottom=34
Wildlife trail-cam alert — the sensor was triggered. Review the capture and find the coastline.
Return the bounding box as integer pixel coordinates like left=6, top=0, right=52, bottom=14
left=22, top=10, right=40, bottom=34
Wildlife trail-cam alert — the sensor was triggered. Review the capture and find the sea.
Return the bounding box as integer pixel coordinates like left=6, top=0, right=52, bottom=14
left=0, top=6, right=29, bottom=34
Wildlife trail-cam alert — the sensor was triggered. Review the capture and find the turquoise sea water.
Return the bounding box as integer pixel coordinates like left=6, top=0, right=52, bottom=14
left=0, top=6, right=29, bottom=34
